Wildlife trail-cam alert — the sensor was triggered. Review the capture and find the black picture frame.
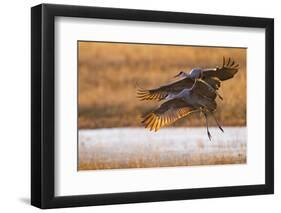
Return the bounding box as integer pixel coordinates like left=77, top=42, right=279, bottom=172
left=31, top=3, right=274, bottom=209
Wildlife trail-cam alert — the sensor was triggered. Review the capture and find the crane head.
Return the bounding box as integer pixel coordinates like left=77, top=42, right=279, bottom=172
left=189, top=68, right=203, bottom=79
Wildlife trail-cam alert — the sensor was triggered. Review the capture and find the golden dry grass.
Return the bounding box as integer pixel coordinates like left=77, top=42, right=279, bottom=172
left=79, top=149, right=246, bottom=170
left=78, top=41, right=246, bottom=129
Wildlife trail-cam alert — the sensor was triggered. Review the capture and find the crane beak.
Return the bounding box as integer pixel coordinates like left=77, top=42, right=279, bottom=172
left=174, top=71, right=184, bottom=78
left=174, top=72, right=181, bottom=78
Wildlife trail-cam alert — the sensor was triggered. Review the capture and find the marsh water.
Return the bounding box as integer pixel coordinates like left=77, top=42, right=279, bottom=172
left=78, top=127, right=246, bottom=170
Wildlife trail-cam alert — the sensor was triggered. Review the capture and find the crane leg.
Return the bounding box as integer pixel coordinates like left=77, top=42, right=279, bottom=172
left=210, top=112, right=224, bottom=133
left=203, top=111, right=212, bottom=141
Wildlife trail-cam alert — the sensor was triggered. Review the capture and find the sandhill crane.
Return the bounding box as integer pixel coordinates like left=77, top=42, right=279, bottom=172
left=137, top=57, right=239, bottom=140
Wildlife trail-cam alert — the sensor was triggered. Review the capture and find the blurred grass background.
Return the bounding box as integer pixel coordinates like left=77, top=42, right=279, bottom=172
left=78, top=41, right=246, bottom=129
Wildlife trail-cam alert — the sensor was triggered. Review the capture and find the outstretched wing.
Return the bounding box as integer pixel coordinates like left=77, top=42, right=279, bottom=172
left=202, top=57, right=239, bottom=81
left=192, top=79, right=223, bottom=100
left=137, top=77, right=194, bottom=101
left=142, top=98, right=198, bottom=131
left=204, top=77, right=221, bottom=90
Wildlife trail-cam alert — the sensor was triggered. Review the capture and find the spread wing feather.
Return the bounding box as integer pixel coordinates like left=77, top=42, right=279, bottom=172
left=202, top=57, right=239, bottom=81
left=204, top=78, right=221, bottom=90
left=192, top=79, right=219, bottom=110
left=142, top=99, right=198, bottom=132
left=193, top=79, right=221, bottom=100
left=137, top=77, right=194, bottom=101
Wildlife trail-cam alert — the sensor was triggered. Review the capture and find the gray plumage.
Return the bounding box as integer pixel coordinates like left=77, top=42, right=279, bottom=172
left=137, top=57, right=239, bottom=140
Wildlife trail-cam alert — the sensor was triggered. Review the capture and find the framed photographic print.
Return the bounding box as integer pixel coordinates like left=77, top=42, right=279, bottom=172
left=31, top=3, right=274, bottom=209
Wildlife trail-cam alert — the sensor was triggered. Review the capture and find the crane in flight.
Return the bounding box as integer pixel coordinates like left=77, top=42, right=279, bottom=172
left=137, top=57, right=239, bottom=141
